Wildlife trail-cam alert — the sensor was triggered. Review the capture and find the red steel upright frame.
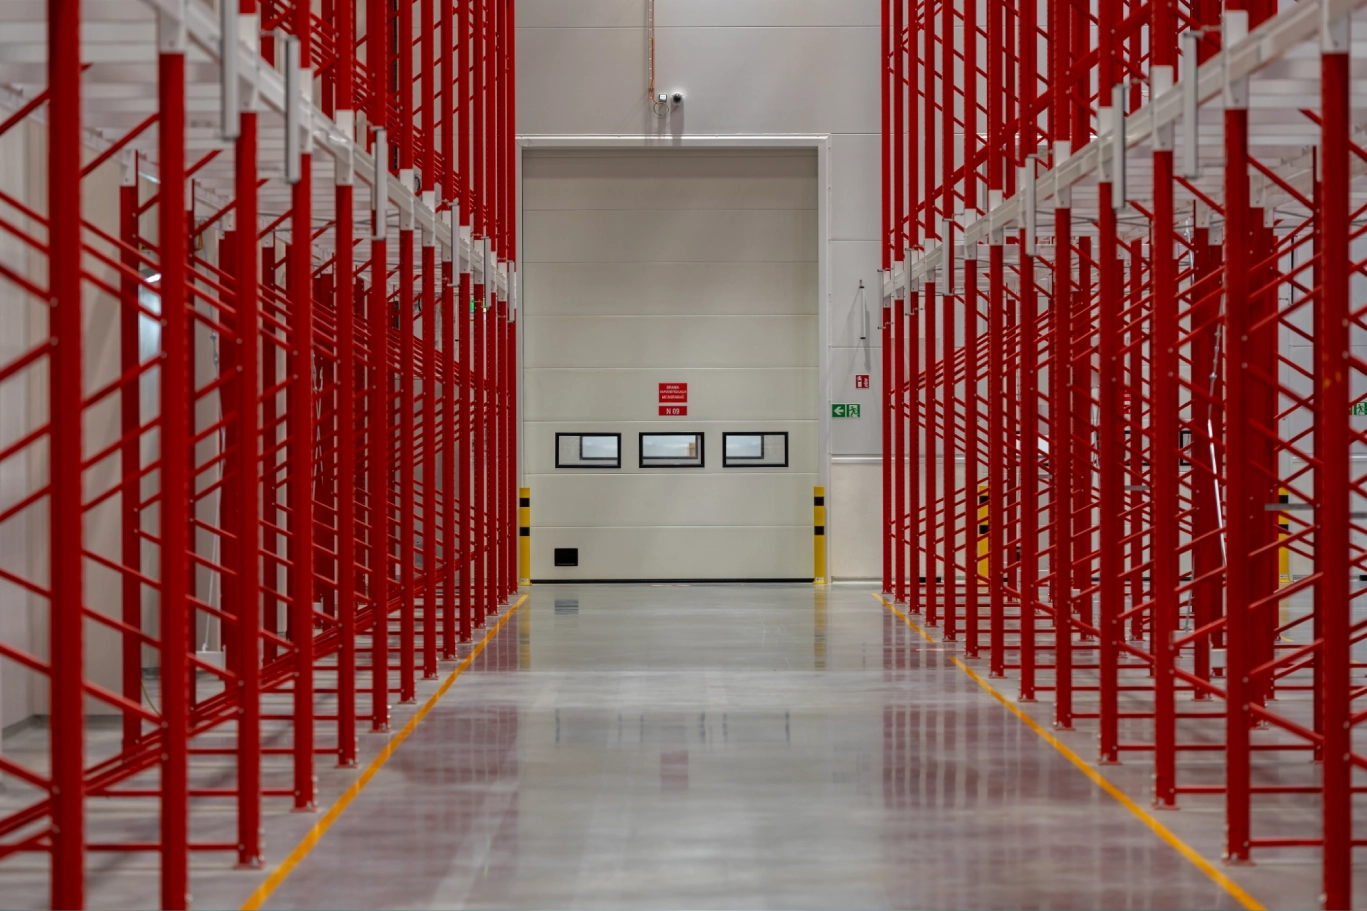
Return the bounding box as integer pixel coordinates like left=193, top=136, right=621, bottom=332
left=882, top=0, right=1366, bottom=904
left=0, top=0, right=519, bottom=905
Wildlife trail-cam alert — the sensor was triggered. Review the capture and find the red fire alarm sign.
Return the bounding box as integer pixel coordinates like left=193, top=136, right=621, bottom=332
left=855, top=374, right=870, bottom=389
left=659, top=383, right=688, bottom=403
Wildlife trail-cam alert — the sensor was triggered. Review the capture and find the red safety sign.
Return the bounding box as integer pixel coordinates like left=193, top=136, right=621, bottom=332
left=659, top=382, right=688, bottom=403
left=659, top=405, right=688, bottom=416
left=855, top=374, right=870, bottom=389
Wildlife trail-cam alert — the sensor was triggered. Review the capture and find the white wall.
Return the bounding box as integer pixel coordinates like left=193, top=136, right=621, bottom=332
left=517, top=0, right=883, bottom=579
left=0, top=120, right=37, bottom=731
left=0, top=117, right=200, bottom=732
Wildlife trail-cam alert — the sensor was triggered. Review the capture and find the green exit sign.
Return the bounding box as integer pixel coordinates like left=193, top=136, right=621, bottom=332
left=1353, top=402, right=1367, bottom=416
left=831, top=403, right=862, bottom=418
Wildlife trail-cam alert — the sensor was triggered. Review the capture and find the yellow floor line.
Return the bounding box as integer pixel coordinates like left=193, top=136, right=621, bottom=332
left=872, top=592, right=936, bottom=644
left=240, top=594, right=529, bottom=911
left=871, top=592, right=1264, bottom=911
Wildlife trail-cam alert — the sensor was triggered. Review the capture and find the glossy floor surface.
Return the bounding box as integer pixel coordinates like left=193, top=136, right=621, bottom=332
left=233, top=584, right=1251, bottom=910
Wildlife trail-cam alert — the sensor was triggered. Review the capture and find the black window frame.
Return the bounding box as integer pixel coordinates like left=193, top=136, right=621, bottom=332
left=638, top=432, right=706, bottom=468
left=722, top=431, right=789, bottom=468
left=555, top=432, right=622, bottom=469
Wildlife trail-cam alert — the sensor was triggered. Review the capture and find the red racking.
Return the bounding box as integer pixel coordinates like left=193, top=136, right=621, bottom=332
left=882, top=0, right=1364, bottom=905
left=0, top=0, right=519, bottom=906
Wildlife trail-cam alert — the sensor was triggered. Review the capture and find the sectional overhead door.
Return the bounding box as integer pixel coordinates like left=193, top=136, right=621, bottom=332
left=522, top=148, right=819, bottom=580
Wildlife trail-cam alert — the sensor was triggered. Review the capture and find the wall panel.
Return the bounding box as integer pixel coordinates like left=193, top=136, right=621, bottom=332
left=523, top=149, right=818, bottom=580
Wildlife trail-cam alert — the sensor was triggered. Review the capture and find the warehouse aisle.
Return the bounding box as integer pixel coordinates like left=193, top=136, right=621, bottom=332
left=246, top=585, right=1241, bottom=910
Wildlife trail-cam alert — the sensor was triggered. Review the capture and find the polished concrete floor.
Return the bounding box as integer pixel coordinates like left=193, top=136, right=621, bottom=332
left=217, top=584, right=1258, bottom=910
left=5, top=583, right=1308, bottom=909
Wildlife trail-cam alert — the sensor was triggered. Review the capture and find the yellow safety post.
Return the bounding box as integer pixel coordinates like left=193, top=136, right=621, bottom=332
left=977, top=484, right=989, bottom=580
left=1277, top=488, right=1289, bottom=585
left=519, top=487, right=531, bottom=585
left=813, top=486, right=826, bottom=584
left=1277, top=488, right=1292, bottom=639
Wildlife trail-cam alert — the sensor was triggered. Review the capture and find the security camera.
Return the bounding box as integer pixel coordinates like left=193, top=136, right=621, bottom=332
left=671, top=91, right=684, bottom=105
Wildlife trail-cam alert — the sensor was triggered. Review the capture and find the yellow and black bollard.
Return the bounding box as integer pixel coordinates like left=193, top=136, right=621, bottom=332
left=813, top=486, right=826, bottom=584
left=1278, top=488, right=1290, bottom=585
left=977, top=484, right=989, bottom=580
left=519, top=486, right=531, bottom=586
left=1277, top=488, right=1292, bottom=640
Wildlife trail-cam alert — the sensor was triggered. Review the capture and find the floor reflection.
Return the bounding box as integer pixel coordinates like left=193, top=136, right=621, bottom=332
left=262, top=697, right=522, bottom=909
left=256, top=585, right=1244, bottom=910
left=877, top=595, right=1237, bottom=910
left=813, top=587, right=827, bottom=669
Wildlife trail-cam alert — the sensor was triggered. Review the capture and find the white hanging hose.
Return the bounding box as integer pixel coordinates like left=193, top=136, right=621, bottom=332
left=647, top=0, right=667, bottom=115
left=1207, top=320, right=1227, bottom=566
left=858, top=280, right=872, bottom=373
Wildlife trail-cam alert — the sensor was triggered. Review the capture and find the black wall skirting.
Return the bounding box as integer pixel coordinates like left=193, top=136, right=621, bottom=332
left=528, top=578, right=814, bottom=585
